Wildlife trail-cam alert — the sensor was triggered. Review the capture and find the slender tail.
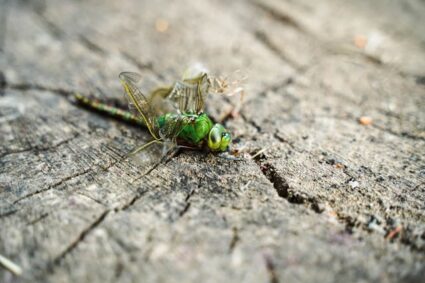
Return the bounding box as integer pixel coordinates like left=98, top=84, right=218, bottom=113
left=73, top=93, right=146, bottom=127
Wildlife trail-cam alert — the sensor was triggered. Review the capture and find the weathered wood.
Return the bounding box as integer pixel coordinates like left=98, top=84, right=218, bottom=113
left=1, top=0, right=424, bottom=282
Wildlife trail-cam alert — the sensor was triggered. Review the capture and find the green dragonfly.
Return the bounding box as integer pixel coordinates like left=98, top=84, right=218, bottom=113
left=75, top=68, right=236, bottom=157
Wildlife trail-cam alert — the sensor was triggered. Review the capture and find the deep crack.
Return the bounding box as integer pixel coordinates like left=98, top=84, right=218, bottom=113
left=257, top=162, right=290, bottom=199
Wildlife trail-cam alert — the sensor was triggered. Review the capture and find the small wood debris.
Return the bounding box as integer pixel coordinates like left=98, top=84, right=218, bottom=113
left=385, top=226, right=402, bottom=240
left=155, top=19, right=169, bottom=33
left=335, top=163, right=345, bottom=169
left=348, top=180, right=360, bottom=189
left=0, top=254, right=22, bottom=276
left=358, top=116, right=373, bottom=126
left=250, top=148, right=268, bottom=160
left=354, top=35, right=368, bottom=49
left=231, top=145, right=247, bottom=157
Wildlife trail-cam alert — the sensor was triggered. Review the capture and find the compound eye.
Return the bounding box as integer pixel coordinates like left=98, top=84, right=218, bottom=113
left=208, top=126, right=222, bottom=150
left=219, top=132, right=231, bottom=151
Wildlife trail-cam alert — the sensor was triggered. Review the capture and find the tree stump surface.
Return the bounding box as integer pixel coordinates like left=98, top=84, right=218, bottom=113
left=1, top=0, right=424, bottom=282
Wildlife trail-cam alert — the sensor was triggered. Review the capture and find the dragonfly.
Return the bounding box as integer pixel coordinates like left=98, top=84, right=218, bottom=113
left=75, top=67, right=241, bottom=159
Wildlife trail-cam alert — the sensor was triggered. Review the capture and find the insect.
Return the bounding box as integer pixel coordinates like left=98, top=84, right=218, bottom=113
left=75, top=67, right=241, bottom=158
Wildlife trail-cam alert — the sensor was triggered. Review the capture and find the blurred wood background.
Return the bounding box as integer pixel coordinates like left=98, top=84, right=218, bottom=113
left=1, top=0, right=424, bottom=282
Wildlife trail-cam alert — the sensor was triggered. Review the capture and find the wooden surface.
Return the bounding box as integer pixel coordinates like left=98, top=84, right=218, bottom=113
left=1, top=0, right=424, bottom=282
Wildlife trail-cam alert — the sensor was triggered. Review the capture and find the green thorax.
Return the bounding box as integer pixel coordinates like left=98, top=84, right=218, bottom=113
left=157, top=113, right=213, bottom=145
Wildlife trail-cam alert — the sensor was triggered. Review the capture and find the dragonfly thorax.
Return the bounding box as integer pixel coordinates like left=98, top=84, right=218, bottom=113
left=157, top=113, right=231, bottom=151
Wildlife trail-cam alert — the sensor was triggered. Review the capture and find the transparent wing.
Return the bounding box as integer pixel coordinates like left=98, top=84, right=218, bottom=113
left=168, top=73, right=209, bottom=114
left=119, top=72, right=160, bottom=139
left=148, top=86, right=175, bottom=115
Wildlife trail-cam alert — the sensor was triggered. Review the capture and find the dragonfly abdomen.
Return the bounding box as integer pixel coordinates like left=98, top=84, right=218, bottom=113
left=74, top=94, right=145, bottom=126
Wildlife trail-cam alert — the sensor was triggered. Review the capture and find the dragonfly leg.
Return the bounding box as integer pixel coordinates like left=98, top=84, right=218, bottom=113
left=176, top=145, right=202, bottom=151
left=160, top=146, right=181, bottom=164
left=129, top=139, right=162, bottom=155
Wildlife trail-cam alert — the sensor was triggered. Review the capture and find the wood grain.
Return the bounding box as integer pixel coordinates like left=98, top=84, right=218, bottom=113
left=1, top=0, right=424, bottom=282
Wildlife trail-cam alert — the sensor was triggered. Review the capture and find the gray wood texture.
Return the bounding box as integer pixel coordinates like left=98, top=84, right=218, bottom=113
left=1, top=0, right=424, bottom=282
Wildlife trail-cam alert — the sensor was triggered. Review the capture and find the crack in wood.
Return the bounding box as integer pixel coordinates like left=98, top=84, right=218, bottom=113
left=253, top=1, right=307, bottom=34
left=0, top=208, right=18, bottom=218
left=413, top=181, right=425, bottom=191
left=120, top=51, right=155, bottom=72
left=305, top=107, right=425, bottom=143
left=0, top=147, right=38, bottom=159
left=75, top=192, right=105, bottom=206
left=250, top=1, right=419, bottom=78
left=34, top=9, right=63, bottom=39
left=179, top=201, right=191, bottom=218
left=256, top=160, right=306, bottom=204
left=256, top=149, right=424, bottom=250
left=52, top=209, right=110, bottom=266
left=130, top=162, right=162, bottom=184
left=78, top=35, right=106, bottom=55
left=75, top=34, right=162, bottom=81
left=228, top=227, right=240, bottom=253
left=263, top=253, right=279, bottom=283
left=0, top=133, right=79, bottom=159
left=117, top=188, right=148, bottom=211
left=35, top=6, right=160, bottom=80
left=26, top=212, right=49, bottom=226
left=273, top=132, right=295, bottom=149
left=240, top=112, right=262, bottom=133
left=12, top=167, right=93, bottom=204
left=370, top=123, right=425, bottom=142
left=0, top=70, right=6, bottom=95
left=254, top=30, right=302, bottom=70
left=254, top=1, right=381, bottom=67
left=103, top=160, right=171, bottom=214
left=348, top=112, right=425, bottom=142
left=231, top=81, right=423, bottom=249
left=178, top=188, right=195, bottom=218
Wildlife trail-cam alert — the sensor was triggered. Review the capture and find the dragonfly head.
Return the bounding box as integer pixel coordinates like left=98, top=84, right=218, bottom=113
left=207, top=124, right=231, bottom=152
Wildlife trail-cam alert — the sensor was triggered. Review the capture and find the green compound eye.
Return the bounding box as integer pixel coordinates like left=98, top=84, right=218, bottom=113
left=208, top=124, right=231, bottom=152
left=208, top=125, right=222, bottom=150
left=219, top=132, right=231, bottom=151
